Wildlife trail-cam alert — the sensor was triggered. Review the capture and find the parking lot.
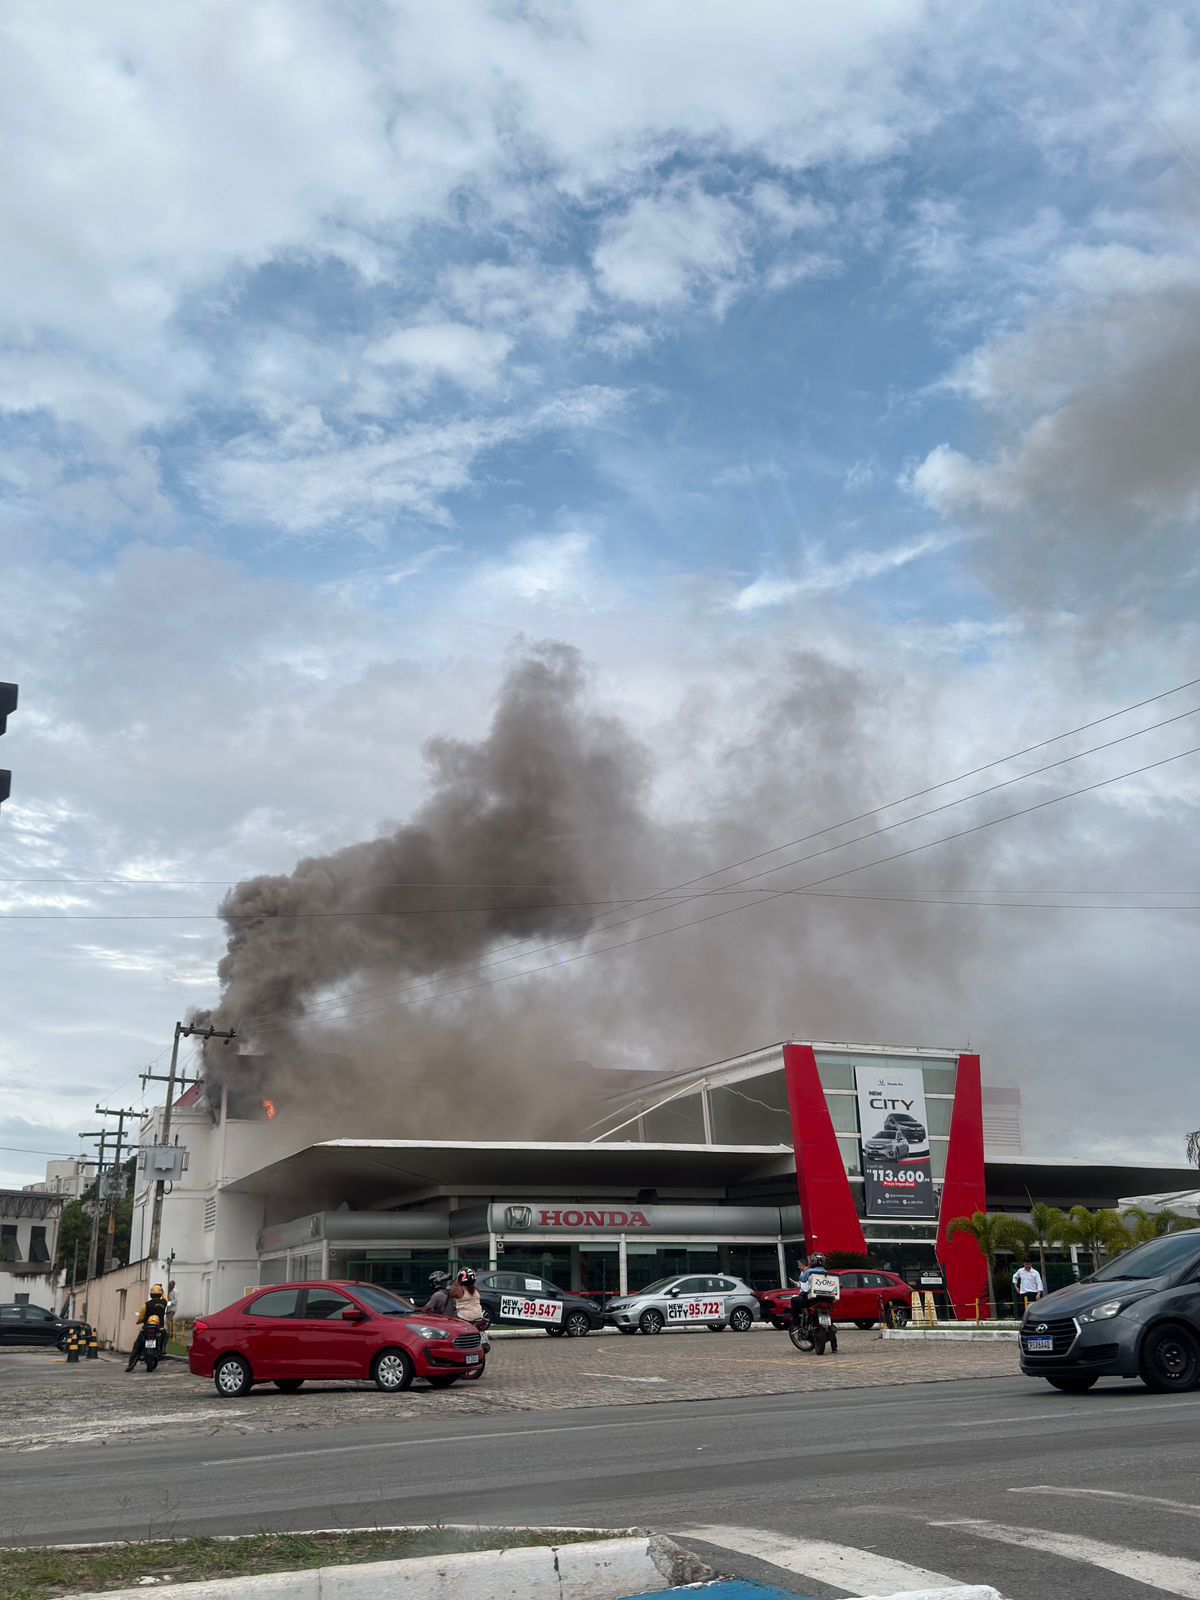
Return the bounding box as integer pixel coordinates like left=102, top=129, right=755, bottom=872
left=0, top=1325, right=1015, bottom=1451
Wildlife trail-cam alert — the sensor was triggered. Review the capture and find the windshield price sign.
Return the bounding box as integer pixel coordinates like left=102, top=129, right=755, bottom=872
left=855, top=1062, right=937, bottom=1220
left=500, top=1295, right=563, bottom=1323
left=666, top=1297, right=723, bottom=1322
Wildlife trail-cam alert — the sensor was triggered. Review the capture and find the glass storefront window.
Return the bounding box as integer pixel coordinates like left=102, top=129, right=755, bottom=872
left=925, top=1097, right=953, bottom=1135
left=827, top=1095, right=859, bottom=1134
left=917, top=1062, right=958, bottom=1094
left=709, top=1069, right=791, bottom=1145
left=930, top=1140, right=948, bottom=1180
left=497, top=1246, right=572, bottom=1284
left=815, top=1054, right=854, bottom=1090
left=626, top=1246, right=720, bottom=1290
left=333, top=1248, right=450, bottom=1300
left=642, top=1091, right=707, bottom=1143
left=838, top=1134, right=863, bottom=1175
left=720, top=1244, right=783, bottom=1289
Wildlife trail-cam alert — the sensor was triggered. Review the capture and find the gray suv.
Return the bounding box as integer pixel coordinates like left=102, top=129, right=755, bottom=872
left=604, top=1273, right=759, bottom=1335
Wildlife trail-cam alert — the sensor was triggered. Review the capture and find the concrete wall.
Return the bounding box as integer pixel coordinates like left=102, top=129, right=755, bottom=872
left=80, top=1258, right=150, bottom=1353
left=0, top=1267, right=58, bottom=1309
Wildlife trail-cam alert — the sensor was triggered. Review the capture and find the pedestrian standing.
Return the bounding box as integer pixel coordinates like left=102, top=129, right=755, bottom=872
left=1012, top=1257, right=1044, bottom=1313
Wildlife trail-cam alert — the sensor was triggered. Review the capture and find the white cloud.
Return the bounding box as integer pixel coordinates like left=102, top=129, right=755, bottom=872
left=366, top=321, right=514, bottom=392
left=476, top=531, right=596, bottom=605
left=730, top=533, right=954, bottom=610
left=594, top=183, right=749, bottom=309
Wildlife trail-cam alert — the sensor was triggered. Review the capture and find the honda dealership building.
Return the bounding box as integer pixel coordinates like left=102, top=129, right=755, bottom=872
left=132, top=1039, right=1199, bottom=1319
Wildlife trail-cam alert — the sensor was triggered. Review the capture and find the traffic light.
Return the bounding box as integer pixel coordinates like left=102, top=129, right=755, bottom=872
left=0, top=682, right=16, bottom=811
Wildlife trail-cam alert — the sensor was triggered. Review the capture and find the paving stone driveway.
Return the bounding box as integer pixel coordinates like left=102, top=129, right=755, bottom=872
left=0, top=1327, right=1016, bottom=1452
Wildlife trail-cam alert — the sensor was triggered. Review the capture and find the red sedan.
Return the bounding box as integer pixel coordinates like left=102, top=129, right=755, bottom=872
left=189, top=1280, right=485, bottom=1397
left=756, top=1269, right=913, bottom=1330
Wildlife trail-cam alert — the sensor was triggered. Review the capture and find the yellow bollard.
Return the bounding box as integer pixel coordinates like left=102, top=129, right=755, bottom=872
left=910, top=1290, right=924, bottom=1327
left=923, top=1291, right=938, bottom=1324
left=86, top=1330, right=99, bottom=1359
left=65, top=1333, right=79, bottom=1364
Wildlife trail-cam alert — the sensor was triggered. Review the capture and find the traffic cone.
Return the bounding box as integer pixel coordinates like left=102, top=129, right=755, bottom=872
left=65, top=1333, right=79, bottom=1364
left=86, top=1330, right=99, bottom=1359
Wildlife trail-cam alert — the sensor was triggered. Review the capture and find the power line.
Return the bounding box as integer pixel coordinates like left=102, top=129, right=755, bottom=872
left=235, top=697, right=1200, bottom=1027
left=240, top=738, right=1200, bottom=1037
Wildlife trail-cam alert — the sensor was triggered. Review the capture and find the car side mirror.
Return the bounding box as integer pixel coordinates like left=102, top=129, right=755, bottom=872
left=341, top=1307, right=366, bottom=1322
left=667, top=1288, right=678, bottom=1297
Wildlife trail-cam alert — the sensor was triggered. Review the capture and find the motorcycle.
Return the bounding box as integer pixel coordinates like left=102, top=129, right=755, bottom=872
left=788, top=1272, right=841, bottom=1356
left=139, top=1312, right=164, bottom=1373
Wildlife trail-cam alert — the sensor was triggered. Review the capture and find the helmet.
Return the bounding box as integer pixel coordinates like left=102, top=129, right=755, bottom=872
left=428, top=1270, right=450, bottom=1289
left=457, top=1268, right=477, bottom=1286
left=146, top=1314, right=161, bottom=1326
left=809, top=1254, right=827, bottom=1268
left=150, top=1284, right=165, bottom=1297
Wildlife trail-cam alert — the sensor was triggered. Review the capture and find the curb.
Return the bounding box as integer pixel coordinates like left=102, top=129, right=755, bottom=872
left=59, top=1534, right=713, bottom=1600
left=883, top=1329, right=1018, bottom=1343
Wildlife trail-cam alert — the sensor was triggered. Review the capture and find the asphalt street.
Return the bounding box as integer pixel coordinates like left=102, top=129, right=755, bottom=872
left=3, top=1375, right=1199, bottom=1600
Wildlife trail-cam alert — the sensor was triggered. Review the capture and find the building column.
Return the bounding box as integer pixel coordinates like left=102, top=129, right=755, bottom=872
left=776, top=1238, right=787, bottom=1285
left=488, top=1232, right=497, bottom=1272
left=618, top=1234, right=628, bottom=1296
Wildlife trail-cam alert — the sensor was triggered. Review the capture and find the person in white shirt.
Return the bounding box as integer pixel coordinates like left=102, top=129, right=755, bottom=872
left=1012, top=1258, right=1044, bottom=1311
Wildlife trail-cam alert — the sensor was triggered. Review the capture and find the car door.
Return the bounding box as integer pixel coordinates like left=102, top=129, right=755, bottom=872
left=502, top=1275, right=564, bottom=1330
left=239, top=1287, right=304, bottom=1379
left=22, top=1306, right=64, bottom=1346
left=0, top=1304, right=26, bottom=1344
left=294, top=1286, right=372, bottom=1378
left=663, top=1276, right=713, bottom=1327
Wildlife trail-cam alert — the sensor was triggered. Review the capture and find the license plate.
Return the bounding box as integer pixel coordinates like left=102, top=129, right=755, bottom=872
left=818, top=1313, right=832, bottom=1326
left=464, top=1353, right=479, bottom=1363
left=1025, top=1336, right=1053, bottom=1352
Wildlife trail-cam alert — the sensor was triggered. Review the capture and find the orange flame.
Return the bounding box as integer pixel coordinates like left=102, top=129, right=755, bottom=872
left=262, top=1098, right=277, bottom=1120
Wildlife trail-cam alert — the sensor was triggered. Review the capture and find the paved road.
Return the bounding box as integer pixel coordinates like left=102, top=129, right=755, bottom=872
left=4, top=1375, right=1199, bottom=1599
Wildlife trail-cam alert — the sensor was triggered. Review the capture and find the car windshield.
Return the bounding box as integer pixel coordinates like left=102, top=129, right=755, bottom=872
left=344, top=1284, right=418, bottom=1314
left=631, top=1277, right=680, bottom=1296
left=1090, top=1233, right=1200, bottom=1282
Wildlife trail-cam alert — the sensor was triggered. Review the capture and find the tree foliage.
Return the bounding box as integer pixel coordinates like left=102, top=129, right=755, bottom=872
left=54, top=1158, right=135, bottom=1279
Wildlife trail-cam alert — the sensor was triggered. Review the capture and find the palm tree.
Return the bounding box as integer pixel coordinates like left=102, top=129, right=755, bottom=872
left=1187, top=1129, right=1200, bottom=1168
left=1028, top=1201, right=1070, bottom=1286
left=1121, top=1206, right=1199, bottom=1243
left=1064, top=1205, right=1130, bottom=1267
left=947, top=1211, right=1033, bottom=1318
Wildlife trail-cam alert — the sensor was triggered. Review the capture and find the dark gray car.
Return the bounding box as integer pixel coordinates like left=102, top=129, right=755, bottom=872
left=1019, top=1231, right=1200, bottom=1393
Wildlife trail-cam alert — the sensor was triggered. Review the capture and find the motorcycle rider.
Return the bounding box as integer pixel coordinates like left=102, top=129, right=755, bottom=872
left=454, top=1267, right=491, bottom=1352
left=126, top=1282, right=169, bottom=1372
left=421, top=1270, right=459, bottom=1319
left=802, top=1254, right=838, bottom=1353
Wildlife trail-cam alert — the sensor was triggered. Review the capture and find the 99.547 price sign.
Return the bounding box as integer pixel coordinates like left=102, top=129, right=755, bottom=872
left=499, top=1295, right=563, bottom=1324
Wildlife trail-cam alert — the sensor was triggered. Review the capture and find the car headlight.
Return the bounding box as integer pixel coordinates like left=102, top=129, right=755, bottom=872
left=1078, top=1300, right=1124, bottom=1323
left=404, top=1323, right=446, bottom=1340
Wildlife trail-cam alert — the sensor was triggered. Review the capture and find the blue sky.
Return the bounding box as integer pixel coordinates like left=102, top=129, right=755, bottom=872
left=2, top=1, right=1199, bottom=1183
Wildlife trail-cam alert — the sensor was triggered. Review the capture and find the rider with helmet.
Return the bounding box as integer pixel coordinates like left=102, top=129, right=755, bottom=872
left=421, top=1270, right=459, bottom=1319
left=126, top=1282, right=169, bottom=1371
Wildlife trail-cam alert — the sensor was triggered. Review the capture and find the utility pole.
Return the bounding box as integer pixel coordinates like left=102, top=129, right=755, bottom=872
left=77, top=1128, right=109, bottom=1323
left=144, top=1021, right=236, bottom=1268
left=94, top=1105, right=137, bottom=1274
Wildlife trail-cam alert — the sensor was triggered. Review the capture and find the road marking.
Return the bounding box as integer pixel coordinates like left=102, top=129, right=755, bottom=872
left=683, top=1523, right=968, bottom=1596
left=1010, top=1485, right=1200, bottom=1519
left=581, top=1372, right=665, bottom=1383
left=950, top=1397, right=1200, bottom=1425
left=932, top=1519, right=1200, bottom=1598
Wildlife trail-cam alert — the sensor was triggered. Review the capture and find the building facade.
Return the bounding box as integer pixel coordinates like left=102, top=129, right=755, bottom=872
left=0, top=1188, right=64, bottom=1308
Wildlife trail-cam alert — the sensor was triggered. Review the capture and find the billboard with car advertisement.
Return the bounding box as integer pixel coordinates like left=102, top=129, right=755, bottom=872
left=855, top=1064, right=937, bottom=1219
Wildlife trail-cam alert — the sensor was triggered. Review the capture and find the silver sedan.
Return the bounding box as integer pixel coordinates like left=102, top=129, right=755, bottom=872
left=604, top=1273, right=760, bottom=1335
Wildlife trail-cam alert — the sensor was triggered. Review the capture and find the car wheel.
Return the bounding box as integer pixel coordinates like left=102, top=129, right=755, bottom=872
left=546, top=1325, right=565, bottom=1337
left=213, top=1354, right=252, bottom=1398
left=564, top=1311, right=591, bottom=1338
left=855, top=1319, right=877, bottom=1330
left=1046, top=1374, right=1099, bottom=1393
left=372, top=1348, right=414, bottom=1393
left=639, top=1309, right=664, bottom=1335
left=1140, top=1324, right=1200, bottom=1393
left=886, top=1304, right=911, bottom=1329
left=427, top=1375, right=458, bottom=1388
left=729, top=1307, right=753, bottom=1332
left=273, top=1380, right=304, bottom=1392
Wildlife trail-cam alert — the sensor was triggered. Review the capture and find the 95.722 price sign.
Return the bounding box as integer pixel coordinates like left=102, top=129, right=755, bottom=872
left=666, top=1297, right=723, bottom=1323
left=499, top=1295, right=563, bottom=1324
